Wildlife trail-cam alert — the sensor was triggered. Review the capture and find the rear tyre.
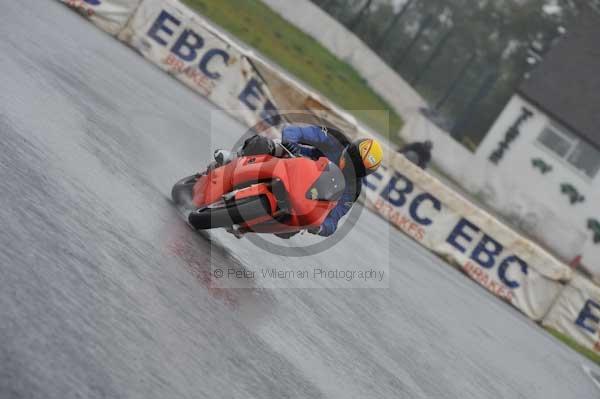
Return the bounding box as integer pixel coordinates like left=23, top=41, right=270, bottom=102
left=188, top=196, right=272, bottom=230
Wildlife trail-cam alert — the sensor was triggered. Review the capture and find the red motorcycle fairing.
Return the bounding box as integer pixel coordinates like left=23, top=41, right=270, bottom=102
left=191, top=155, right=340, bottom=232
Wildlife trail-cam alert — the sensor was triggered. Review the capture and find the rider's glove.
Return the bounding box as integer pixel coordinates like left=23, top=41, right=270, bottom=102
left=281, top=141, right=301, bottom=156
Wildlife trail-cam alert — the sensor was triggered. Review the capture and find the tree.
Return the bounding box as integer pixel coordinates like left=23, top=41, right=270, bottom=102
left=348, top=0, right=374, bottom=31
left=376, top=0, right=416, bottom=49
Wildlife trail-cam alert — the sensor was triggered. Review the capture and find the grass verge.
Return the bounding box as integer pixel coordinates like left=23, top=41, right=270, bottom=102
left=546, top=327, right=600, bottom=366
left=182, top=0, right=404, bottom=144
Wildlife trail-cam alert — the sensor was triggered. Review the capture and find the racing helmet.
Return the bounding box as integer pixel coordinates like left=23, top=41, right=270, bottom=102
left=344, top=138, right=383, bottom=177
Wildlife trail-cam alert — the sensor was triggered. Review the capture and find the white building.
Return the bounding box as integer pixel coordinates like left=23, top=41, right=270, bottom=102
left=475, top=10, right=600, bottom=275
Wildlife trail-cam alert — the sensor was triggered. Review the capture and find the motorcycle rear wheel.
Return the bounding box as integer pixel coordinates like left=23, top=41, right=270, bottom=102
left=188, top=196, right=272, bottom=230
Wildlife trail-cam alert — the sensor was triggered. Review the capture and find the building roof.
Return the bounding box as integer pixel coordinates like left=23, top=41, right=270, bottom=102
left=518, top=9, right=600, bottom=150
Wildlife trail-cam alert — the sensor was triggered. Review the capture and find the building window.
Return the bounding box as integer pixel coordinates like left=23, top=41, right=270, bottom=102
left=568, top=141, right=600, bottom=178
left=537, top=124, right=600, bottom=178
left=538, top=125, right=575, bottom=157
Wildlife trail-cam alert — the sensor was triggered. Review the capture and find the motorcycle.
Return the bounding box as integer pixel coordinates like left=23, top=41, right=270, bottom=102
left=171, top=144, right=345, bottom=236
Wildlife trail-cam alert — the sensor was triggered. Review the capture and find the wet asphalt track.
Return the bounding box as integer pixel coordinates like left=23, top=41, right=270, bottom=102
left=0, top=1, right=598, bottom=398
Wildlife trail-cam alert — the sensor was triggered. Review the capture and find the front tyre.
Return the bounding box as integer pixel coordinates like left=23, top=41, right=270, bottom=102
left=171, top=174, right=199, bottom=208
left=188, top=196, right=272, bottom=230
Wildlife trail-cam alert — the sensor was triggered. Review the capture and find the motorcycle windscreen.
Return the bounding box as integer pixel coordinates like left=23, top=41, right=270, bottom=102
left=305, top=162, right=346, bottom=201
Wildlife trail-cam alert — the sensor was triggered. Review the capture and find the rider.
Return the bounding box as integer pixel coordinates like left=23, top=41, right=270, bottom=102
left=213, top=125, right=383, bottom=237
left=398, top=140, right=433, bottom=169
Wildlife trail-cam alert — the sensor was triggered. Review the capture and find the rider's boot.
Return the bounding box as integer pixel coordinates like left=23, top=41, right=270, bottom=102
left=226, top=226, right=246, bottom=239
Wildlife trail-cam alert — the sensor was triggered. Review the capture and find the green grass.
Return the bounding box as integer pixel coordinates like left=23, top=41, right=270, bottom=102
left=182, top=0, right=403, bottom=143
left=546, top=327, right=600, bottom=366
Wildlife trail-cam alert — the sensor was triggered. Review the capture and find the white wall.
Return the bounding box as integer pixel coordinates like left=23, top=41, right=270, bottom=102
left=476, top=95, right=600, bottom=274
left=400, top=112, right=480, bottom=188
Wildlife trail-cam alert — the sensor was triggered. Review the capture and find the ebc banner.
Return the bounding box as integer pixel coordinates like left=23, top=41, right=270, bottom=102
left=118, top=0, right=279, bottom=128
left=363, top=155, right=571, bottom=320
